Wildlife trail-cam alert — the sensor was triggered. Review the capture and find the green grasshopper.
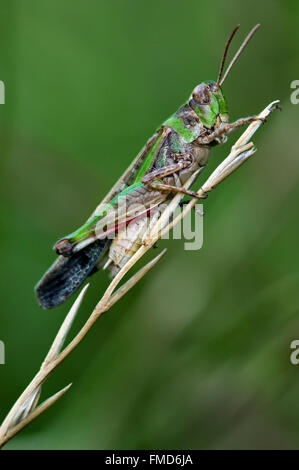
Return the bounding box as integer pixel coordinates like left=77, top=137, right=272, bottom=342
left=36, top=24, right=272, bottom=309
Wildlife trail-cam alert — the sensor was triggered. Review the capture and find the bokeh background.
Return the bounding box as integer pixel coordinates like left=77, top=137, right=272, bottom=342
left=0, top=0, right=299, bottom=450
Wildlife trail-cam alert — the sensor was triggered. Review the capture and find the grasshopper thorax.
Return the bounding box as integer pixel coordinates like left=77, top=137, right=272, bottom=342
left=163, top=81, right=229, bottom=145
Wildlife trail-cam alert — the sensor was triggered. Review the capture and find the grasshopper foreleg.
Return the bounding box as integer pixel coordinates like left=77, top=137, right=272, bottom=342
left=197, top=116, right=266, bottom=145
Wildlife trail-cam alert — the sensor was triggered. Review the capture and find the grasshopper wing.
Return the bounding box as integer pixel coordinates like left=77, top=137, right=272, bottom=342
left=35, top=130, right=163, bottom=309
left=35, top=239, right=110, bottom=309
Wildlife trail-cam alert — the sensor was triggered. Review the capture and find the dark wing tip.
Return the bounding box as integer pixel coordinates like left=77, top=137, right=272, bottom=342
left=35, top=240, right=110, bottom=309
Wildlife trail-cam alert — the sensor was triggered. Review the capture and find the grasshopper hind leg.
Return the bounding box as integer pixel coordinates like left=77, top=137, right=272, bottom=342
left=35, top=239, right=110, bottom=309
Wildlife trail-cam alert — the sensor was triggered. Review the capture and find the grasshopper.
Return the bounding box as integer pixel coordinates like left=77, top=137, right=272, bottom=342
left=36, top=24, right=273, bottom=309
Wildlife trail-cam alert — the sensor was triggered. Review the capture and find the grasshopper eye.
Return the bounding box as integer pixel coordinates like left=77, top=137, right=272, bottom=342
left=192, top=84, right=210, bottom=105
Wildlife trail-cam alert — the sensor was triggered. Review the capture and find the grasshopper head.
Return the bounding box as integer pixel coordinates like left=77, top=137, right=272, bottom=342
left=188, top=24, right=260, bottom=141
left=189, top=81, right=229, bottom=134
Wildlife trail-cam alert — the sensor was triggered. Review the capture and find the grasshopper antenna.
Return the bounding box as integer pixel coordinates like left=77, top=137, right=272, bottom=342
left=219, top=23, right=261, bottom=87
left=215, top=24, right=240, bottom=91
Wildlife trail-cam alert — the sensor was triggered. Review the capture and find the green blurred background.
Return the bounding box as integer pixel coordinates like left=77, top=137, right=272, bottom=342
left=0, top=0, right=299, bottom=450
